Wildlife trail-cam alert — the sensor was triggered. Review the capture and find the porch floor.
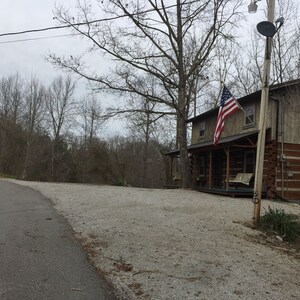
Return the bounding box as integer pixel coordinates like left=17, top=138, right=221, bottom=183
left=164, top=184, right=181, bottom=189
left=164, top=185, right=260, bottom=199
left=196, top=187, right=254, bottom=198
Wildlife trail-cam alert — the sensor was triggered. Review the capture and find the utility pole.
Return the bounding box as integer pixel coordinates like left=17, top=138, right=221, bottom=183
left=252, top=0, right=275, bottom=225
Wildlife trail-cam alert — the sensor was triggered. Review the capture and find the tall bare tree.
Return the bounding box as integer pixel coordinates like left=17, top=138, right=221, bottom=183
left=77, top=94, right=104, bottom=142
left=232, top=0, right=300, bottom=96
left=125, top=98, right=162, bottom=187
left=76, top=93, right=105, bottom=182
left=271, top=0, right=300, bottom=83
left=201, top=37, right=237, bottom=110
left=0, top=74, right=25, bottom=175
left=45, top=75, right=76, bottom=180
left=49, top=0, right=242, bottom=187
left=231, top=31, right=264, bottom=96
left=0, top=73, right=24, bottom=125
left=22, top=77, right=46, bottom=179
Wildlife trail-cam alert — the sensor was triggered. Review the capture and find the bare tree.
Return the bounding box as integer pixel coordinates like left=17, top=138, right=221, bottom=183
left=125, top=98, right=162, bottom=187
left=231, top=31, right=264, bottom=96
left=0, top=73, right=24, bottom=125
left=45, top=75, right=76, bottom=180
left=22, top=77, right=46, bottom=179
left=76, top=93, right=105, bottom=182
left=201, top=37, right=238, bottom=110
left=77, top=93, right=104, bottom=142
left=232, top=0, right=300, bottom=95
left=271, top=0, right=300, bottom=83
left=48, top=0, right=242, bottom=187
left=0, top=74, right=25, bottom=176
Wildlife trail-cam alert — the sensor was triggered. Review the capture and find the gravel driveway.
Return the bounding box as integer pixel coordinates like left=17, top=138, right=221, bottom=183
left=6, top=179, right=300, bottom=300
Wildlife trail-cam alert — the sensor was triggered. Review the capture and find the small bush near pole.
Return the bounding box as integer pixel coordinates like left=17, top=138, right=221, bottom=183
left=261, top=206, right=300, bottom=242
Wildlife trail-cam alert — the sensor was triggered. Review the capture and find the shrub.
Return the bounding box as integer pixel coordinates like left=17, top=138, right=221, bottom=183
left=261, top=206, right=300, bottom=242
left=112, top=179, right=127, bottom=186
left=0, top=173, right=16, bottom=179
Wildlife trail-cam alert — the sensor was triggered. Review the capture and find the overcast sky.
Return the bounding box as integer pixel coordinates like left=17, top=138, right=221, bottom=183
left=0, top=1, right=81, bottom=81
left=0, top=0, right=125, bottom=135
left=0, top=0, right=266, bottom=82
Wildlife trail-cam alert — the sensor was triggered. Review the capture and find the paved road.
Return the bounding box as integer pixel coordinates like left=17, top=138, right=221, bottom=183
left=0, top=181, right=116, bottom=300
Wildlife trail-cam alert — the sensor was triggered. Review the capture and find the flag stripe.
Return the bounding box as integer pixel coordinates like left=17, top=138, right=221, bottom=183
left=213, top=85, right=240, bottom=145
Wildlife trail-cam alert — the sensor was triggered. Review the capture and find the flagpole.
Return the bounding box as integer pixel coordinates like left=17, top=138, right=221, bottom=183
left=252, top=0, right=275, bottom=226
left=240, top=107, right=254, bottom=124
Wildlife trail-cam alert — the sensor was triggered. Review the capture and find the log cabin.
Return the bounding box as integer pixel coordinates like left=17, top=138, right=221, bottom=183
left=167, top=79, right=300, bottom=201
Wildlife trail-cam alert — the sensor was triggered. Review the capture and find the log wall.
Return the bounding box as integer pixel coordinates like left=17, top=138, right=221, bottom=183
left=276, top=143, right=300, bottom=200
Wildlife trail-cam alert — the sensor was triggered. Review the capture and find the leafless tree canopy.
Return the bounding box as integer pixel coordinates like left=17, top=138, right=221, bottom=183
left=48, top=0, right=242, bottom=187
left=227, top=0, right=300, bottom=97
left=0, top=73, right=168, bottom=187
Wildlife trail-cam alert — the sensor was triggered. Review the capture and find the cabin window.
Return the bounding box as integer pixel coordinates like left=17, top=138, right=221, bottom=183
left=245, top=105, right=255, bottom=125
left=244, top=150, right=255, bottom=173
left=198, top=156, right=206, bottom=177
left=199, top=122, right=205, bottom=138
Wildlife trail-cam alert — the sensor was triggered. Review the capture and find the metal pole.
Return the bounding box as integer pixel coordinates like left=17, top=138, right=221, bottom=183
left=253, top=0, right=275, bottom=225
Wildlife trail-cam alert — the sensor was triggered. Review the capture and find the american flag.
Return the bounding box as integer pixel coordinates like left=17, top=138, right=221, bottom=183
left=213, top=85, right=241, bottom=145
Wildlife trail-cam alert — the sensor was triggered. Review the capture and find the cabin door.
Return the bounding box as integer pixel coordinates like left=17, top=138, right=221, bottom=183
left=213, top=151, right=223, bottom=188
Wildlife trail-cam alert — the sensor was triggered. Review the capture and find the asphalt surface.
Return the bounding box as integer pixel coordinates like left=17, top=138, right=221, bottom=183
left=0, top=180, right=116, bottom=300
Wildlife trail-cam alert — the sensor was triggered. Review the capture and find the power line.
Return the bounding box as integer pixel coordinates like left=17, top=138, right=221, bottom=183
left=0, top=1, right=183, bottom=38
left=0, top=19, right=111, bottom=38
left=0, top=1, right=245, bottom=46
left=0, top=0, right=204, bottom=39
left=0, top=33, right=76, bottom=44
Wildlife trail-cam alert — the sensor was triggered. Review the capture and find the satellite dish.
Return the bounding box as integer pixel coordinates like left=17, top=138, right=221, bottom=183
left=257, top=21, right=276, bottom=37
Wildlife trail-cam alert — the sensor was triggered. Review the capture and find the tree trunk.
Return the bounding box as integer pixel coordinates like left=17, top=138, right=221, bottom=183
left=177, top=110, right=190, bottom=188
left=51, top=140, right=56, bottom=181
left=22, top=138, right=31, bottom=180
left=142, top=111, right=150, bottom=188
left=176, top=0, right=190, bottom=188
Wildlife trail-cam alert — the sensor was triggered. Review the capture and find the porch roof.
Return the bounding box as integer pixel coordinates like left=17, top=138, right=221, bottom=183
left=188, top=130, right=258, bottom=151
left=164, top=131, right=258, bottom=156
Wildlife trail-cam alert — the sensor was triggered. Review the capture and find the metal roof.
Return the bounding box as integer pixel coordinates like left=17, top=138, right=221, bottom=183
left=188, top=79, right=300, bottom=124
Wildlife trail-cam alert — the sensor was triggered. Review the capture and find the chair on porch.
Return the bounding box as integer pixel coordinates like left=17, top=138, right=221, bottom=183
left=228, top=173, right=253, bottom=189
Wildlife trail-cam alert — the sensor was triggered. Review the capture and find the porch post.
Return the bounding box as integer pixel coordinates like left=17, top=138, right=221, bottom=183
left=226, top=147, right=230, bottom=190
left=170, top=156, right=174, bottom=185
left=209, top=150, right=212, bottom=188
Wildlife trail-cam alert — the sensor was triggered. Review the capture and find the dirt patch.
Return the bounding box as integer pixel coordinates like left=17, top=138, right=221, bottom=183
left=245, top=230, right=300, bottom=260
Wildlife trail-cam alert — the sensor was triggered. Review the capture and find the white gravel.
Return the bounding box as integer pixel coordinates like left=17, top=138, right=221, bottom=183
left=6, top=179, right=300, bottom=300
